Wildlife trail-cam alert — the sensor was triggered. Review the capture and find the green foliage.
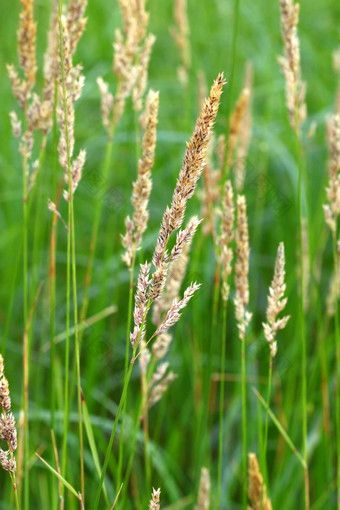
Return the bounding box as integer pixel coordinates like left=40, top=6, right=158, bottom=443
left=0, top=0, right=339, bottom=508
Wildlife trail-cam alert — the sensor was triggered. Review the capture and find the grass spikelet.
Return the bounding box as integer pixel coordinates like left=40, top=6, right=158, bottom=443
left=234, top=195, right=252, bottom=339
left=149, top=488, right=161, bottom=510
left=263, top=242, right=290, bottom=359
left=234, top=194, right=251, bottom=508
left=122, top=89, right=159, bottom=267
left=220, top=179, right=235, bottom=301
left=17, top=0, right=37, bottom=94
left=153, top=72, right=225, bottom=266
left=262, top=243, right=290, bottom=485
left=323, top=114, right=340, bottom=237
left=278, top=0, right=306, bottom=131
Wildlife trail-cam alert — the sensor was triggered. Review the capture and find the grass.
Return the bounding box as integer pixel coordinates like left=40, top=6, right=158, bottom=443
left=0, top=0, right=340, bottom=508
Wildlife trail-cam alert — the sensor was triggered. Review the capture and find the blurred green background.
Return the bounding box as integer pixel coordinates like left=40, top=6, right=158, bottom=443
left=0, top=0, right=340, bottom=508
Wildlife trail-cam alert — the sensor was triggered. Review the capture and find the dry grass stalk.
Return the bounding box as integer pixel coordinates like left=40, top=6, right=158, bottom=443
left=0, top=354, right=18, bottom=474
left=171, top=0, right=191, bottom=84
left=323, top=114, right=340, bottom=239
left=149, top=487, right=161, bottom=510
left=263, top=243, right=290, bottom=358
left=248, top=453, right=272, bottom=510
left=234, top=195, right=252, bottom=339
left=278, top=0, right=306, bottom=131
left=220, top=180, right=235, bottom=301
left=195, top=467, right=210, bottom=510
left=122, top=90, right=160, bottom=268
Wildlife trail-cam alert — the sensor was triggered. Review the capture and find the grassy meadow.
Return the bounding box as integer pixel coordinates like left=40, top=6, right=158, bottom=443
left=0, top=0, right=340, bottom=508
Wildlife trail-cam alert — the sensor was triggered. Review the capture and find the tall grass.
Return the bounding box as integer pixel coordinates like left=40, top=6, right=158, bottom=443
left=1, top=0, right=340, bottom=508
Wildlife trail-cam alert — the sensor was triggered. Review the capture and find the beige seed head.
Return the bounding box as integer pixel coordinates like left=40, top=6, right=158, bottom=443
left=0, top=354, right=17, bottom=474
left=149, top=487, right=161, bottom=510
left=97, top=77, right=114, bottom=133
left=248, top=453, right=272, bottom=510
left=195, top=467, right=210, bottom=510
left=153, top=73, right=225, bottom=270
left=262, top=242, right=290, bottom=358
left=17, top=0, right=37, bottom=92
left=324, top=114, right=340, bottom=236
left=234, top=195, right=252, bottom=339
left=278, top=0, right=306, bottom=131
left=220, top=180, right=235, bottom=301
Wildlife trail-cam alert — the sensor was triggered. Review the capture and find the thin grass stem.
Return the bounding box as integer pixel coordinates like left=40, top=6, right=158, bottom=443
left=217, top=302, right=227, bottom=508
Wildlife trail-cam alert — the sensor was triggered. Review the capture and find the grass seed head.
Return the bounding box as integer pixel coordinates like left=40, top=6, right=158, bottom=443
left=248, top=453, right=272, bottom=510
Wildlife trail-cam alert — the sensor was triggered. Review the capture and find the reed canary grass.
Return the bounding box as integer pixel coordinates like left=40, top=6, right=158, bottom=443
left=217, top=179, right=235, bottom=508
left=278, top=1, right=309, bottom=506
left=151, top=77, right=224, bottom=474
left=94, top=73, right=224, bottom=509
left=57, top=3, right=86, bottom=502
left=7, top=1, right=37, bottom=507
left=261, top=243, right=290, bottom=487
left=234, top=194, right=252, bottom=510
